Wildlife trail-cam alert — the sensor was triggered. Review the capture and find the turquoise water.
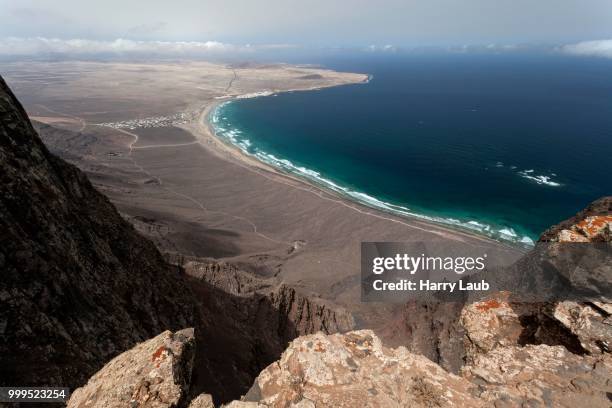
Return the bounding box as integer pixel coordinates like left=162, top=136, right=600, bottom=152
left=209, top=54, right=612, bottom=246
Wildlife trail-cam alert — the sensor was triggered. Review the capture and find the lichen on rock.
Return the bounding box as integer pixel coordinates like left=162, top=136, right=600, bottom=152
left=68, top=329, right=195, bottom=408
left=239, top=330, right=481, bottom=407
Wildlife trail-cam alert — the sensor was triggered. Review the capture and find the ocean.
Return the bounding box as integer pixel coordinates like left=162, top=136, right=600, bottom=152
left=210, top=53, right=612, bottom=246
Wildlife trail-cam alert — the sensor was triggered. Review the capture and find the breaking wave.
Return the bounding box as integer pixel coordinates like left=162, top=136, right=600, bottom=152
left=517, top=169, right=562, bottom=187
left=210, top=102, right=535, bottom=247
left=495, top=162, right=562, bottom=187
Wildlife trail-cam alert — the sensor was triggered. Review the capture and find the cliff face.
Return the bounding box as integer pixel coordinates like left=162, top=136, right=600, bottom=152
left=0, top=76, right=197, bottom=387
left=183, top=261, right=355, bottom=403
left=457, top=198, right=612, bottom=358
left=0, top=75, right=354, bottom=400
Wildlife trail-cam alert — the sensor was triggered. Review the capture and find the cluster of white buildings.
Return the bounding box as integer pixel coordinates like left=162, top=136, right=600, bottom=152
left=97, top=112, right=191, bottom=130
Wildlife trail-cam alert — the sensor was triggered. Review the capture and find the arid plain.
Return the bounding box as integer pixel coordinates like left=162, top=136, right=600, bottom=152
left=1, top=60, right=524, bottom=332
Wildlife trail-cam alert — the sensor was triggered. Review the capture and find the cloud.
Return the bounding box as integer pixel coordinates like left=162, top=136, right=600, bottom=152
left=365, top=44, right=398, bottom=52
left=446, top=43, right=525, bottom=54
left=127, top=21, right=167, bottom=36
left=560, top=39, right=612, bottom=58
left=0, top=37, right=291, bottom=57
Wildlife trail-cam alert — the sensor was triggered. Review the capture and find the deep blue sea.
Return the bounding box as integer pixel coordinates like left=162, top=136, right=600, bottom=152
left=210, top=53, right=612, bottom=245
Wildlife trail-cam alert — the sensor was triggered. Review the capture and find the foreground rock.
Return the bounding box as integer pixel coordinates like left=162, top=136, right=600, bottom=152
left=456, top=199, right=612, bottom=406
left=232, top=329, right=611, bottom=407
left=74, top=329, right=481, bottom=407
left=460, top=297, right=612, bottom=406
left=184, top=260, right=355, bottom=404
left=187, top=394, right=215, bottom=408
left=462, top=344, right=611, bottom=407
left=540, top=197, right=612, bottom=242
left=68, top=329, right=196, bottom=408
left=235, top=330, right=480, bottom=407
left=70, top=325, right=612, bottom=407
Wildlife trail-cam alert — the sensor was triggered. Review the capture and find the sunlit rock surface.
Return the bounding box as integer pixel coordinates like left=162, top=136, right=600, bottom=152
left=68, top=329, right=196, bottom=408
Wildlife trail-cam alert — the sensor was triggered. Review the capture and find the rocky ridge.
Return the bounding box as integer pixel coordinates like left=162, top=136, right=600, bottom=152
left=539, top=197, right=612, bottom=242
left=0, top=75, right=355, bottom=404
left=183, top=259, right=355, bottom=403
left=0, top=75, right=197, bottom=388
left=68, top=329, right=196, bottom=408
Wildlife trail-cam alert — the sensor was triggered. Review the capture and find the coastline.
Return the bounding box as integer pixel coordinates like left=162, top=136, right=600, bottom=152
left=185, top=89, right=528, bottom=250
left=14, top=60, right=527, bottom=321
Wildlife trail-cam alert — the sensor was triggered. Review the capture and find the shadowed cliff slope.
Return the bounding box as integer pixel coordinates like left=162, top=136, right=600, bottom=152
left=0, top=75, right=198, bottom=387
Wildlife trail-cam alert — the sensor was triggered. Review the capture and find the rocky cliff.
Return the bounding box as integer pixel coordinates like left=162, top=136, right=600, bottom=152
left=182, top=260, right=354, bottom=403
left=0, top=76, right=353, bottom=403
left=384, top=197, right=612, bottom=366
left=67, top=329, right=197, bottom=408
left=0, top=76, right=197, bottom=388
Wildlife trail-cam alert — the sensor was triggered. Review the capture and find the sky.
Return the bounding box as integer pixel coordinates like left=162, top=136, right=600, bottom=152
left=1, top=0, right=612, bottom=57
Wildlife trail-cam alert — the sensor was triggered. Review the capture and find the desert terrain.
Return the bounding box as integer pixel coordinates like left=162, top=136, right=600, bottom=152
left=1, top=60, right=524, bottom=330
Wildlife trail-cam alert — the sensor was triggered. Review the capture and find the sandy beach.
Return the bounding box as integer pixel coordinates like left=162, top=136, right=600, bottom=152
left=1, top=60, right=524, bottom=331
left=195, top=101, right=522, bottom=245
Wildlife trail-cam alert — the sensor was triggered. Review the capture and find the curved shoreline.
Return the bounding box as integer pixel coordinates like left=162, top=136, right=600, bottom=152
left=186, top=89, right=530, bottom=251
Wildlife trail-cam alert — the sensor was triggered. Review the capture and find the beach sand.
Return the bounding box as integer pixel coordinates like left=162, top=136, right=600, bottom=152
left=2, top=60, right=524, bottom=331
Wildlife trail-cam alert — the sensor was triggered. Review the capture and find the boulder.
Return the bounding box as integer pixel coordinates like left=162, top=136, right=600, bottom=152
left=239, top=330, right=481, bottom=407
left=68, top=329, right=195, bottom=408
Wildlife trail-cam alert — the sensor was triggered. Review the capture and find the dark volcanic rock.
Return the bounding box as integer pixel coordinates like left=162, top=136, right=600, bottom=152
left=183, top=260, right=355, bottom=404
left=380, top=301, right=466, bottom=373
left=0, top=76, right=197, bottom=388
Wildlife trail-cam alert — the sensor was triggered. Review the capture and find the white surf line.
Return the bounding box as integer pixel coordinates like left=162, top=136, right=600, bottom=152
left=200, top=104, right=508, bottom=246
left=109, top=126, right=289, bottom=246
left=241, top=160, right=457, bottom=239
left=258, top=163, right=509, bottom=244
left=203, top=129, right=481, bottom=243
left=266, top=168, right=495, bottom=243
